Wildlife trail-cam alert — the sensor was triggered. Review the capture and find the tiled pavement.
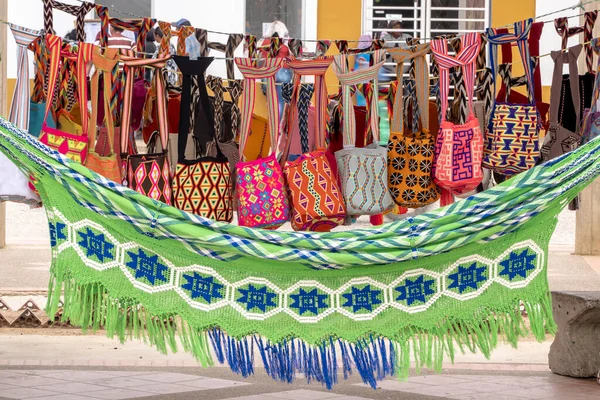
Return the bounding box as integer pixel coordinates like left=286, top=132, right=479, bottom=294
left=0, top=369, right=597, bottom=399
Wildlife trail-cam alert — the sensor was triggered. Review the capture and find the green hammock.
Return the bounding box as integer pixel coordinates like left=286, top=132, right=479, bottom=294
left=1, top=116, right=598, bottom=388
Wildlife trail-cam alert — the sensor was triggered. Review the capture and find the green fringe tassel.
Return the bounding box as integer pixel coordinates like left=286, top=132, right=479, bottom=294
left=46, top=276, right=556, bottom=381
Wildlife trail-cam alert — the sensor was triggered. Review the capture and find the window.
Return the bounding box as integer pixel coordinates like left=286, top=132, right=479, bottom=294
left=245, top=0, right=304, bottom=39
left=362, top=0, right=490, bottom=41
left=95, top=0, right=152, bottom=20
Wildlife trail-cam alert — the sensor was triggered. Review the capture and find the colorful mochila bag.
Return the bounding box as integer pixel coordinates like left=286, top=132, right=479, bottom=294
left=333, top=49, right=394, bottom=216
left=86, top=48, right=122, bottom=183
left=120, top=54, right=173, bottom=205
left=431, top=32, right=484, bottom=205
left=484, top=19, right=541, bottom=176
left=281, top=57, right=346, bottom=232
left=234, top=57, right=290, bottom=229
left=39, top=35, right=92, bottom=165
left=171, top=55, right=233, bottom=222
left=386, top=44, right=441, bottom=208
left=540, top=45, right=583, bottom=161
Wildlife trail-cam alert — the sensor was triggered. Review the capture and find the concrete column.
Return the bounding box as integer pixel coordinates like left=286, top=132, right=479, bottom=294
left=575, top=1, right=600, bottom=255
left=0, top=0, right=7, bottom=249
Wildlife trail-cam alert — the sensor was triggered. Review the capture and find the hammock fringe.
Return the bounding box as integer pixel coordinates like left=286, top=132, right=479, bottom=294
left=46, top=274, right=556, bottom=389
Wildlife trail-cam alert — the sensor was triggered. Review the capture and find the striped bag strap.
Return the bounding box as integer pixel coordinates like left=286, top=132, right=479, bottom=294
left=158, top=21, right=173, bottom=55
left=58, top=41, right=95, bottom=136
left=89, top=49, right=120, bottom=155
left=389, top=43, right=430, bottom=134
left=120, top=55, right=170, bottom=157
left=43, top=0, right=94, bottom=41
left=487, top=19, right=534, bottom=104
left=9, top=24, right=41, bottom=131
left=334, top=49, right=385, bottom=147
left=198, top=34, right=244, bottom=80
left=235, top=57, right=284, bottom=160
left=431, top=32, right=480, bottom=124
left=287, top=56, right=333, bottom=151
left=555, top=11, right=598, bottom=73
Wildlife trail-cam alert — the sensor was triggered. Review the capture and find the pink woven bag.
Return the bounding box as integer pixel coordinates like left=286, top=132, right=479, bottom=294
left=235, top=58, right=290, bottom=229
left=431, top=33, right=484, bottom=206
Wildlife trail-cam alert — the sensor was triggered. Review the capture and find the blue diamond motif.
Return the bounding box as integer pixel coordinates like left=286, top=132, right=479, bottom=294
left=395, top=275, right=436, bottom=306
left=126, top=249, right=169, bottom=285
left=237, top=284, right=277, bottom=312
left=181, top=273, right=224, bottom=303
left=499, top=249, right=536, bottom=281
left=290, top=288, right=328, bottom=315
left=77, top=227, right=114, bottom=262
left=49, top=222, right=66, bottom=247
left=448, top=263, right=488, bottom=294
left=341, top=285, right=382, bottom=313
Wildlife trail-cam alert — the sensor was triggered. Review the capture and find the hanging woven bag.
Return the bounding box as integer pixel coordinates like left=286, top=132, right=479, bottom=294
left=281, top=57, right=346, bottom=232
left=234, top=57, right=290, bottom=229
left=430, top=33, right=484, bottom=205
left=386, top=44, right=441, bottom=208
left=333, top=50, right=394, bottom=216
left=484, top=19, right=541, bottom=176
left=171, top=56, right=233, bottom=222
left=120, top=54, right=173, bottom=205
left=39, top=35, right=92, bottom=165
left=86, top=48, right=122, bottom=183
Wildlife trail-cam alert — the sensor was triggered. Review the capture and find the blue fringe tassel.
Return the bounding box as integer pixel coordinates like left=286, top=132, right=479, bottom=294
left=208, top=329, right=397, bottom=389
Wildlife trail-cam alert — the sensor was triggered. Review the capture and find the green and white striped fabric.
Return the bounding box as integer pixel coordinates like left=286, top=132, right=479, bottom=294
left=1, top=116, right=598, bottom=388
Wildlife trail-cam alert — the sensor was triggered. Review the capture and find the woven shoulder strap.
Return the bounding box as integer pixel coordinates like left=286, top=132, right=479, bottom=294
left=493, top=21, right=544, bottom=103
left=549, top=45, right=582, bottom=128
left=174, top=26, right=196, bottom=56
left=120, top=55, right=170, bottom=157
left=487, top=19, right=535, bottom=103
left=235, top=58, right=283, bottom=160
left=334, top=49, right=385, bottom=148
left=173, top=56, right=218, bottom=160
left=286, top=57, right=333, bottom=153
left=555, top=11, right=597, bottom=73
left=497, top=58, right=539, bottom=99
left=157, top=21, right=173, bottom=55
left=43, top=0, right=94, bottom=41
left=432, top=32, right=480, bottom=124
left=89, top=48, right=120, bottom=155
left=96, top=5, right=155, bottom=54
left=9, top=24, right=41, bottom=131
left=193, top=33, right=243, bottom=80
left=43, top=35, right=93, bottom=135
left=388, top=44, right=430, bottom=133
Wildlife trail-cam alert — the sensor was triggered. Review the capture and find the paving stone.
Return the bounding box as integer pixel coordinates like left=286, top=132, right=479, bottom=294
left=28, top=395, right=94, bottom=400
left=0, top=386, right=58, bottom=399
left=34, top=381, right=109, bottom=394
left=133, top=372, right=206, bottom=383
left=4, top=376, right=69, bottom=388
left=84, top=388, right=157, bottom=399
left=127, top=382, right=207, bottom=395
left=263, top=389, right=341, bottom=399
left=83, top=376, right=163, bottom=389
left=181, top=377, right=250, bottom=389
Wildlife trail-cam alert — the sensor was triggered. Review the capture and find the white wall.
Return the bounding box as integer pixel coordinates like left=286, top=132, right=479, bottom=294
left=6, top=0, right=317, bottom=80
left=7, top=0, right=85, bottom=78
left=536, top=0, right=581, bottom=86
left=153, top=0, right=246, bottom=78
